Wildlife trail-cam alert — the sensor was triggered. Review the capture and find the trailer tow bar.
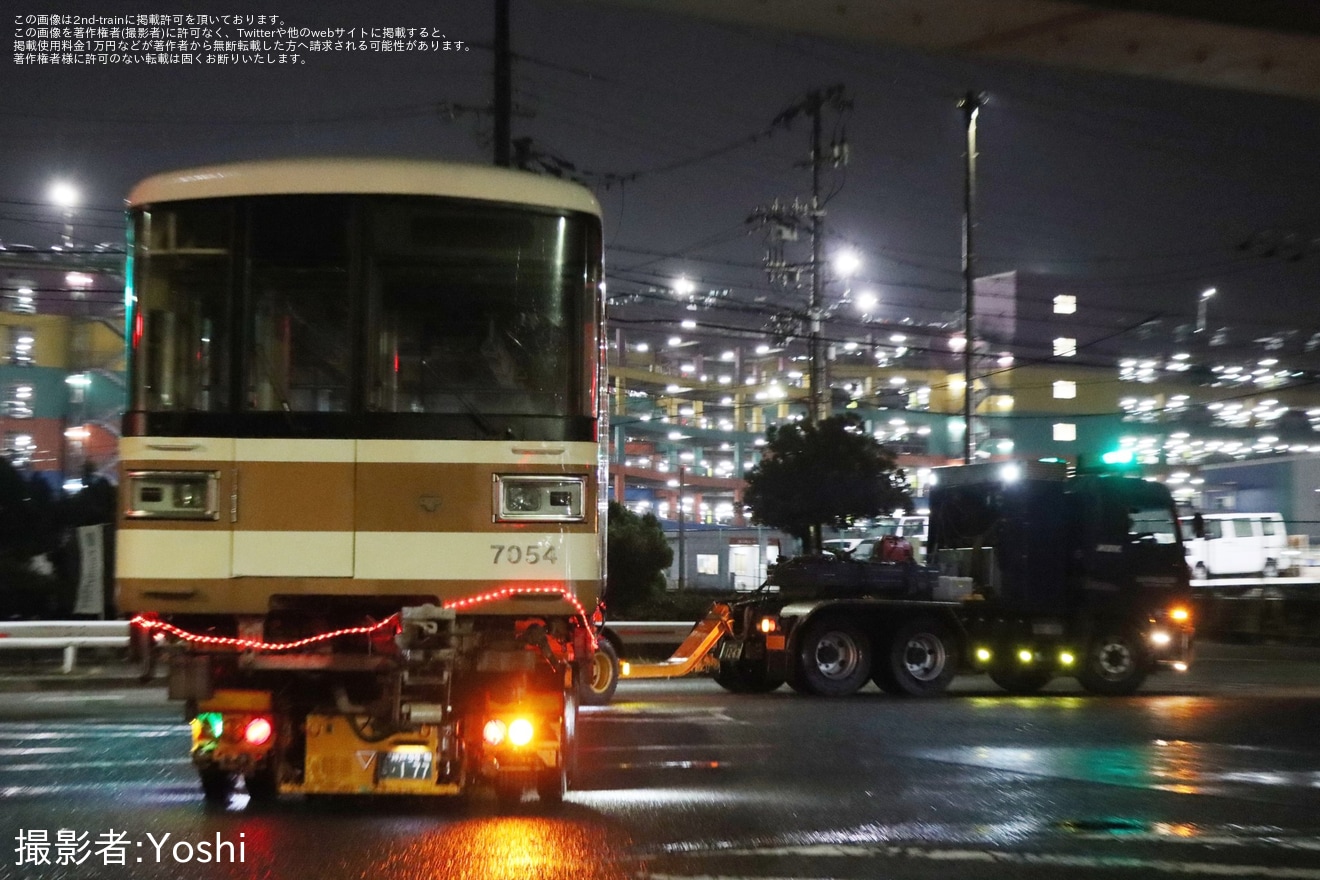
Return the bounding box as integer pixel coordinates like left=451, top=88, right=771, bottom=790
left=618, top=605, right=733, bottom=680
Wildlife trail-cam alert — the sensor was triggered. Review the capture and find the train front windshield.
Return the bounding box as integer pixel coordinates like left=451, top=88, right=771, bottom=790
left=128, top=195, right=601, bottom=435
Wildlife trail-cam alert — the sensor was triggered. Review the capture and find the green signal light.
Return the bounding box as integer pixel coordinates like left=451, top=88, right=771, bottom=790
left=1101, top=449, right=1135, bottom=466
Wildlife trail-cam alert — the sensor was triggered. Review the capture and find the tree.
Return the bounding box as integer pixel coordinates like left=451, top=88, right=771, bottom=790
left=743, top=415, right=911, bottom=554
left=605, top=501, right=674, bottom=616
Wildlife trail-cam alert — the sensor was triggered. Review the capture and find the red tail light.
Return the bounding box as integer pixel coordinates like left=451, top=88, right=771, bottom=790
left=242, top=716, right=274, bottom=746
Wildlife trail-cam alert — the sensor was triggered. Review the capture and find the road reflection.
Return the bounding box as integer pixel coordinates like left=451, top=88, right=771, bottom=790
left=379, top=815, right=638, bottom=880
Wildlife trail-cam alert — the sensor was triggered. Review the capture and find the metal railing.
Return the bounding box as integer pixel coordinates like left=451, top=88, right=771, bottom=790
left=0, top=621, right=129, bottom=673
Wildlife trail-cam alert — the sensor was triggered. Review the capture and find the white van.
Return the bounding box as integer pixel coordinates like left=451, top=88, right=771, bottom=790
left=1179, top=512, right=1289, bottom=579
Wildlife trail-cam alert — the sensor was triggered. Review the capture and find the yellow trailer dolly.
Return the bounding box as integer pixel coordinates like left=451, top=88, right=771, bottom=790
left=618, top=604, right=733, bottom=680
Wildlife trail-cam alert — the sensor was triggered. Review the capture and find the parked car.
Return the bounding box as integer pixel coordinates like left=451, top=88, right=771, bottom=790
left=1179, top=512, right=1289, bottom=578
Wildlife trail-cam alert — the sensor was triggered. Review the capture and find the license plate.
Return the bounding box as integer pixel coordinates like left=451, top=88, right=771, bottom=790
left=378, top=749, right=432, bottom=781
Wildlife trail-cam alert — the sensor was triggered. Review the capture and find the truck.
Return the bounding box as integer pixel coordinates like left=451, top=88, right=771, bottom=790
left=623, top=459, right=1194, bottom=696
left=119, top=158, right=607, bottom=806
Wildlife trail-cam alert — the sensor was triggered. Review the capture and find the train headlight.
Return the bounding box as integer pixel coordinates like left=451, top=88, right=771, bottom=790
left=494, top=476, right=586, bottom=522
left=125, top=470, right=220, bottom=521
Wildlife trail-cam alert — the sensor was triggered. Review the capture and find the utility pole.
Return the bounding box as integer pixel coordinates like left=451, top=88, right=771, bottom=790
left=493, top=0, right=512, bottom=167
left=959, top=90, right=985, bottom=464
left=747, top=85, right=851, bottom=426
left=676, top=465, right=686, bottom=590
left=807, top=89, right=826, bottom=426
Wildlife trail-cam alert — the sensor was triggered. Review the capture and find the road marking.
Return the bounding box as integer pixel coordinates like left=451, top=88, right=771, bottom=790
left=0, top=747, right=77, bottom=756
left=0, top=759, right=192, bottom=772
left=655, top=842, right=1320, bottom=878
left=23, top=694, right=127, bottom=702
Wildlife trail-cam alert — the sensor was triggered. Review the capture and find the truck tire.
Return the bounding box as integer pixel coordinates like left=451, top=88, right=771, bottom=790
left=795, top=618, right=872, bottom=697
left=537, top=764, right=566, bottom=805
left=495, top=777, right=527, bottom=810
left=988, top=666, right=1053, bottom=695
left=579, top=639, right=619, bottom=706
left=1263, top=559, right=1279, bottom=578
left=243, top=766, right=279, bottom=803
left=1078, top=630, right=1148, bottom=696
left=1193, top=562, right=1209, bottom=580
left=198, top=766, right=235, bottom=803
left=713, top=659, right=784, bottom=694
left=878, top=617, right=957, bottom=697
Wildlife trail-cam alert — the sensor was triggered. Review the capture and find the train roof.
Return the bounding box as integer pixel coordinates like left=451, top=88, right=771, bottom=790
left=127, top=157, right=601, bottom=217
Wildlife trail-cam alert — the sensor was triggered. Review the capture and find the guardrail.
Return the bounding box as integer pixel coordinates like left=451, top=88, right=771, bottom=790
left=602, top=621, right=695, bottom=647
left=7, top=578, right=1320, bottom=678
left=0, top=621, right=130, bottom=673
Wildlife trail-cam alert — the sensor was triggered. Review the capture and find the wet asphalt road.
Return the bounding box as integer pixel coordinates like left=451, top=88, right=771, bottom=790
left=1, top=643, right=1319, bottom=880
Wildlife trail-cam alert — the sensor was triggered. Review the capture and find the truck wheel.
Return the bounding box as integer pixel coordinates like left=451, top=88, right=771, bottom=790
left=796, top=618, right=871, bottom=697
left=495, top=779, right=525, bottom=810
left=1263, top=559, right=1279, bottom=578
left=243, top=767, right=279, bottom=803
left=198, top=767, right=235, bottom=803
left=579, top=639, right=619, bottom=706
left=880, top=617, right=957, bottom=697
left=1078, top=631, right=1148, bottom=696
left=713, top=660, right=783, bottom=694
left=1193, top=562, right=1209, bottom=580
left=536, top=764, right=566, bottom=806
left=988, top=667, right=1053, bottom=695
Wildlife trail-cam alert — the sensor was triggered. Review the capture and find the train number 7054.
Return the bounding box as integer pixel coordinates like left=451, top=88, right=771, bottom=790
left=490, top=544, right=559, bottom=565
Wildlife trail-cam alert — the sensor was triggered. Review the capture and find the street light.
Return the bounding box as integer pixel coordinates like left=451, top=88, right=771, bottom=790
left=833, top=248, right=861, bottom=278
left=1197, top=287, right=1216, bottom=334
left=49, top=181, right=79, bottom=248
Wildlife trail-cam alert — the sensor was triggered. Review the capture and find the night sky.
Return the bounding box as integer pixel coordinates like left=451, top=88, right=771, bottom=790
left=5, top=0, right=1319, bottom=351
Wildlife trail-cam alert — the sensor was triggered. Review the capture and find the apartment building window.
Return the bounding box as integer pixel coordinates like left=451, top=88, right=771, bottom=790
left=1053, top=294, right=1076, bottom=315
left=3, top=383, right=33, bottom=419
left=7, top=327, right=35, bottom=366
left=1053, top=380, right=1077, bottom=399
left=1053, top=423, right=1077, bottom=442
left=5, top=285, right=36, bottom=315
left=1053, top=337, right=1077, bottom=358
left=2, top=431, right=34, bottom=466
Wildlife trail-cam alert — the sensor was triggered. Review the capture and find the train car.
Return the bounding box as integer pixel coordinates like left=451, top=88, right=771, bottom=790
left=118, top=158, right=606, bottom=805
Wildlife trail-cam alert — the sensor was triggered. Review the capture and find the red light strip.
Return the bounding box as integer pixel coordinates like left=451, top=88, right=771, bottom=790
left=130, top=614, right=398, bottom=653
left=441, top=585, right=598, bottom=651
left=130, top=586, right=598, bottom=653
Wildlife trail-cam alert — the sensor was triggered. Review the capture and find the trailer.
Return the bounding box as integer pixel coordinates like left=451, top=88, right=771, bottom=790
left=624, top=460, right=1195, bottom=696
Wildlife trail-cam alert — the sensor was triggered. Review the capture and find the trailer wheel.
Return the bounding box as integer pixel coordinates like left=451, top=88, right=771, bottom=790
left=579, top=639, right=619, bottom=706
left=198, top=766, right=235, bottom=803
left=988, top=666, right=1053, bottom=695
left=880, top=617, right=957, bottom=697
left=1193, top=562, right=1209, bottom=580
left=796, top=618, right=872, bottom=697
left=495, top=778, right=526, bottom=810
left=243, top=767, right=279, bottom=803
left=1263, top=559, right=1279, bottom=578
left=536, top=764, right=566, bottom=806
left=1078, top=630, right=1148, bottom=696
left=713, top=659, right=784, bottom=693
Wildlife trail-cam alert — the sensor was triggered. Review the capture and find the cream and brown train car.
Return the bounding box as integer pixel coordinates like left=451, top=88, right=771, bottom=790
left=116, top=158, right=606, bottom=638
